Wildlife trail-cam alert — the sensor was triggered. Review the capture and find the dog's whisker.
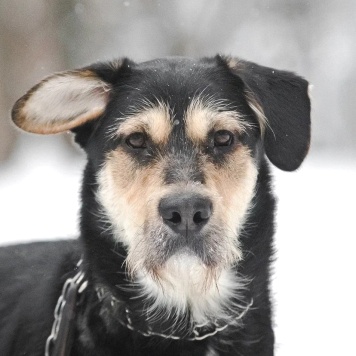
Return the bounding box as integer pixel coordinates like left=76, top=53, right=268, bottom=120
left=110, top=248, right=126, bottom=259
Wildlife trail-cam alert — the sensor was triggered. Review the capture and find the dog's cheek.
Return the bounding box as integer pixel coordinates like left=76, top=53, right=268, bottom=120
left=96, top=149, right=166, bottom=247
left=205, top=146, right=257, bottom=239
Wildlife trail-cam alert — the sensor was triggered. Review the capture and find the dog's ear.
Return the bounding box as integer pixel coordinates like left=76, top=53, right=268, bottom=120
left=11, top=59, right=132, bottom=136
left=223, top=56, right=311, bottom=171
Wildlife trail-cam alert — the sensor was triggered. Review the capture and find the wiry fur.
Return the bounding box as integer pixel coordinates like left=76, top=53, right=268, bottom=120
left=136, top=263, right=252, bottom=326
left=1, top=55, right=311, bottom=356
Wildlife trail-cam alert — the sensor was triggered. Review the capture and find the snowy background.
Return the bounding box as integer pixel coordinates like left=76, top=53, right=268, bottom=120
left=1, top=1, right=355, bottom=355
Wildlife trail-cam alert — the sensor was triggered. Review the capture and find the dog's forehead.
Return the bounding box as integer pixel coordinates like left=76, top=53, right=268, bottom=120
left=131, top=57, right=245, bottom=107
left=106, top=57, right=249, bottom=143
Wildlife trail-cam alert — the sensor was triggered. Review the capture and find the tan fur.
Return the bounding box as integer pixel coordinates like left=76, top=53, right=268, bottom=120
left=243, top=90, right=268, bottom=136
left=225, top=57, right=241, bottom=70
left=185, top=98, right=249, bottom=143
left=203, top=146, right=257, bottom=239
left=97, top=149, right=168, bottom=247
left=115, top=103, right=172, bottom=145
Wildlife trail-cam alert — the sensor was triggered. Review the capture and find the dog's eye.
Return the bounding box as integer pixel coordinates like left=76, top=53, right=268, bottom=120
left=126, top=132, right=147, bottom=149
left=214, top=130, right=233, bottom=147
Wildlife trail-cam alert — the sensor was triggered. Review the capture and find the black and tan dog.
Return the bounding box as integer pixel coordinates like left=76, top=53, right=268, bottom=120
left=0, top=56, right=310, bottom=356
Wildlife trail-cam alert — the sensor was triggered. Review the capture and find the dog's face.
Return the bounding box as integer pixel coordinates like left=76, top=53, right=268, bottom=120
left=12, top=56, right=310, bottom=321
left=97, top=98, right=259, bottom=298
left=97, top=73, right=260, bottom=278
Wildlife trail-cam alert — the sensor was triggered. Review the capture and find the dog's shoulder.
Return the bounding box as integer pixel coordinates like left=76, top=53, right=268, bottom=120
left=0, top=239, right=82, bottom=290
left=0, top=240, right=81, bottom=356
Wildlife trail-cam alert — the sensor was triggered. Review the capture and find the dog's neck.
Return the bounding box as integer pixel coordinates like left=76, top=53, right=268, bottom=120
left=62, top=270, right=232, bottom=355
left=93, top=283, right=253, bottom=341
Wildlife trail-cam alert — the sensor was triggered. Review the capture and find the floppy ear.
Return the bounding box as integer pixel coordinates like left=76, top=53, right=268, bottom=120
left=224, top=57, right=311, bottom=171
left=11, top=59, right=129, bottom=135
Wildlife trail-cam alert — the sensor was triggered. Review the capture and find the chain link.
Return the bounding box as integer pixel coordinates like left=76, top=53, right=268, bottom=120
left=45, top=260, right=87, bottom=356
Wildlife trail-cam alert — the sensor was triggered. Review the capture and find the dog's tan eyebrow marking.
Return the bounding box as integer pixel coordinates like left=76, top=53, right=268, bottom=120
left=115, top=104, right=172, bottom=145
left=185, top=98, right=250, bottom=143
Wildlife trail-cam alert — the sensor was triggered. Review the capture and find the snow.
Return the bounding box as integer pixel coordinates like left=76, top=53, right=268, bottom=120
left=0, top=136, right=83, bottom=243
left=0, top=138, right=355, bottom=355
left=273, top=152, right=356, bottom=356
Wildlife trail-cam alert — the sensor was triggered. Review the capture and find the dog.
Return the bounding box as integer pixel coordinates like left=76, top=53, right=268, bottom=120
left=0, top=55, right=311, bottom=356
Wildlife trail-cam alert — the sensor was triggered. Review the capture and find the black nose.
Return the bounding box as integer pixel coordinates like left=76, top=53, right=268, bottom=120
left=159, top=194, right=212, bottom=234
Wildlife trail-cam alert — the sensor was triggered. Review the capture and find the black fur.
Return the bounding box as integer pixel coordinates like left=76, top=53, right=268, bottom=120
left=1, top=56, right=311, bottom=355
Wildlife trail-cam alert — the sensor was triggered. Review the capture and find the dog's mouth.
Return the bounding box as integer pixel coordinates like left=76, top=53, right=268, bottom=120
left=126, top=222, right=241, bottom=284
left=152, top=228, right=219, bottom=266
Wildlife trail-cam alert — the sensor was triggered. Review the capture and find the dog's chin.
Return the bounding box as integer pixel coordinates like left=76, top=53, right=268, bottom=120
left=153, top=247, right=219, bottom=291
left=141, top=246, right=221, bottom=294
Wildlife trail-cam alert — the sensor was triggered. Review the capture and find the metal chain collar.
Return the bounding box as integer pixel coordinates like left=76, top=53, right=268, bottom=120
left=45, top=260, right=253, bottom=355
left=96, top=286, right=254, bottom=341
left=45, top=259, right=88, bottom=356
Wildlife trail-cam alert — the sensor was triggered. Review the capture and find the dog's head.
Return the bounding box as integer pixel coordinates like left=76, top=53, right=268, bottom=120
left=12, top=56, right=310, bottom=321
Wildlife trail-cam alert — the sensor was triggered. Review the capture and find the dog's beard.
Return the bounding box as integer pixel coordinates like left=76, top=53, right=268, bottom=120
left=132, top=251, right=249, bottom=326
left=124, top=223, right=243, bottom=323
left=151, top=250, right=222, bottom=293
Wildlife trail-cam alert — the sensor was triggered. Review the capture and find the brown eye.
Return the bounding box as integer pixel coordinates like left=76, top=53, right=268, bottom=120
left=126, top=132, right=147, bottom=149
left=214, top=130, right=233, bottom=147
